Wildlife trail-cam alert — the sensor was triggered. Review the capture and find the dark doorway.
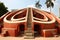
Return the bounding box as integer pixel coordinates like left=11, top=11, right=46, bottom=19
left=34, top=24, right=40, bottom=37
left=19, top=24, right=25, bottom=36
left=20, top=24, right=25, bottom=31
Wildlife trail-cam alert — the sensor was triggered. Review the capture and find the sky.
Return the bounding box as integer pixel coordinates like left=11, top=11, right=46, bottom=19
left=0, top=0, right=60, bottom=17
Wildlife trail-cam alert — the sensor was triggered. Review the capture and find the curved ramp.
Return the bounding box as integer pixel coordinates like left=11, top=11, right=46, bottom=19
left=0, top=7, right=59, bottom=37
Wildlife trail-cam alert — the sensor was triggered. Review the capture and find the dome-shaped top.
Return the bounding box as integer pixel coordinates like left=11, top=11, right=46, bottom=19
left=2, top=7, right=57, bottom=24
left=0, top=7, right=60, bottom=38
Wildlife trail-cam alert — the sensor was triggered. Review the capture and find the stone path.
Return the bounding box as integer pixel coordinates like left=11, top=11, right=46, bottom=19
left=0, top=37, right=60, bottom=40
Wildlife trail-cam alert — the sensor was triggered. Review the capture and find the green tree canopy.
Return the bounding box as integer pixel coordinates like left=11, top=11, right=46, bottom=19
left=35, top=0, right=42, bottom=9
left=0, top=2, right=8, bottom=17
left=45, top=0, right=54, bottom=8
left=45, top=0, right=55, bottom=12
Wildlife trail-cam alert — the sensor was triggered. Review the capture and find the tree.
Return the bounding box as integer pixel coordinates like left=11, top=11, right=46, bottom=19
left=45, top=0, right=55, bottom=12
left=0, top=2, right=8, bottom=17
left=35, top=0, right=42, bottom=9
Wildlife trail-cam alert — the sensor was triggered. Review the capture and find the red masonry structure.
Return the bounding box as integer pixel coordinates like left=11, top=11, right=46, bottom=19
left=0, top=7, right=60, bottom=37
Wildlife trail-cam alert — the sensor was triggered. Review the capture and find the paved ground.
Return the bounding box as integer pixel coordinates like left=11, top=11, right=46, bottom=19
left=0, top=37, right=60, bottom=40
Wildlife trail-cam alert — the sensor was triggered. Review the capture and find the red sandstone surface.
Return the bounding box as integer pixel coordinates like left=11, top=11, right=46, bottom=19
left=0, top=7, right=60, bottom=38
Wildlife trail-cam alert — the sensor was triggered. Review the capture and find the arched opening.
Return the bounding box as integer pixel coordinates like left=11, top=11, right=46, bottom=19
left=14, top=11, right=26, bottom=19
left=19, top=24, right=25, bottom=36
left=34, top=24, right=40, bottom=37
left=33, top=10, right=44, bottom=19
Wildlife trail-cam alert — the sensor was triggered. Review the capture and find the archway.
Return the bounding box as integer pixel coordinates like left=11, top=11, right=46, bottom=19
left=34, top=24, right=40, bottom=37
left=19, top=24, right=25, bottom=36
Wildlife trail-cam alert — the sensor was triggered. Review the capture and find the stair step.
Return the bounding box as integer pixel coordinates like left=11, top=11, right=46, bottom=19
left=25, top=35, right=34, bottom=36
left=28, top=28, right=32, bottom=30
left=25, top=32, right=32, bottom=33
left=25, top=32, right=33, bottom=34
left=25, top=34, right=33, bottom=36
left=25, top=31, right=32, bottom=33
left=25, top=29, right=32, bottom=31
left=24, top=36, right=34, bottom=39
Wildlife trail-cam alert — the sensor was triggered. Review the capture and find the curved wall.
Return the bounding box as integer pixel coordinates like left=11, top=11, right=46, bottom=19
left=0, top=7, right=60, bottom=37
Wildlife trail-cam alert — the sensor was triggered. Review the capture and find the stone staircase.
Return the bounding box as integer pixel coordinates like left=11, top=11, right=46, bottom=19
left=24, top=28, right=34, bottom=39
left=24, top=8, right=34, bottom=39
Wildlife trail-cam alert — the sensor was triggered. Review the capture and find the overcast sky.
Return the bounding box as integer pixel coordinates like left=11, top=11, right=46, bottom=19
left=0, top=0, right=60, bottom=17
